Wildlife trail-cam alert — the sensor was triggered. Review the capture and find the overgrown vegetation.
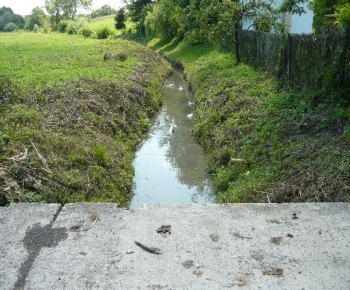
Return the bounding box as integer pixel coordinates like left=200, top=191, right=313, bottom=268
left=0, top=33, right=171, bottom=206
left=149, top=39, right=350, bottom=203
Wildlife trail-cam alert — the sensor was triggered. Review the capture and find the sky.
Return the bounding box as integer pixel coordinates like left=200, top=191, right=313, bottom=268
left=0, top=0, right=125, bottom=16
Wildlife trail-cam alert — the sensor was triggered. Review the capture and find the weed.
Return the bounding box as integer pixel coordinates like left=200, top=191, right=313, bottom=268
left=0, top=31, right=171, bottom=206
left=152, top=39, right=350, bottom=203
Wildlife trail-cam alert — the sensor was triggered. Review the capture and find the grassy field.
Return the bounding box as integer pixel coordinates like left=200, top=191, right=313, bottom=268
left=148, top=38, right=350, bottom=203
left=89, top=16, right=135, bottom=36
left=0, top=32, right=171, bottom=206
left=0, top=32, right=137, bottom=88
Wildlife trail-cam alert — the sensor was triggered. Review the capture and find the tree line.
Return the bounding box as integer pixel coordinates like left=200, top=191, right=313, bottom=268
left=126, top=0, right=350, bottom=63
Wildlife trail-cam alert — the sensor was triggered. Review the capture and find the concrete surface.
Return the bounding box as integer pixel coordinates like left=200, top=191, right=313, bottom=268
left=1, top=202, right=350, bottom=289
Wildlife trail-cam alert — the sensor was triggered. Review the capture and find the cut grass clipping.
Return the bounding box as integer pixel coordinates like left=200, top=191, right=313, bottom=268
left=0, top=33, right=171, bottom=206
left=153, top=40, right=350, bottom=203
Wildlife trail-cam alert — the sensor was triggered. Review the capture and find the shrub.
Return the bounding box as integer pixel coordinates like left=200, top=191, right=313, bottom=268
left=58, top=20, right=69, bottom=33
left=41, top=23, right=51, bottom=33
left=4, top=22, right=18, bottom=32
left=33, top=24, right=40, bottom=33
left=66, top=17, right=88, bottom=35
left=92, top=144, right=110, bottom=167
left=339, top=4, right=350, bottom=28
left=96, top=27, right=114, bottom=39
left=79, top=26, right=95, bottom=38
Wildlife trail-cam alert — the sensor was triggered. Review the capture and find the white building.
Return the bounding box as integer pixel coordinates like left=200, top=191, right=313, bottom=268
left=285, top=3, right=314, bottom=34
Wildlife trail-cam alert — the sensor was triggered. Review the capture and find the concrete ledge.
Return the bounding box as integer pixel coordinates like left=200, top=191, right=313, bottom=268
left=0, top=203, right=62, bottom=290
left=1, top=203, right=350, bottom=289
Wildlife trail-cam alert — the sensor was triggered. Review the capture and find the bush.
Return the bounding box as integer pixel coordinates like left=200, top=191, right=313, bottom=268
left=339, top=4, right=350, bottom=28
left=33, top=24, right=40, bottom=33
left=96, top=27, right=114, bottom=39
left=58, top=20, right=69, bottom=33
left=4, top=22, right=18, bottom=32
left=79, top=26, right=95, bottom=38
left=66, top=17, right=88, bottom=34
left=41, top=23, right=51, bottom=33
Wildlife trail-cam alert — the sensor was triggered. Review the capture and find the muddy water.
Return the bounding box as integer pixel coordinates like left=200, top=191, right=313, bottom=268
left=129, top=70, right=216, bottom=208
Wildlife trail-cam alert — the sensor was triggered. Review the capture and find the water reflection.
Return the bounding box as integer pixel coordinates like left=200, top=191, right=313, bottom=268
left=129, top=70, right=216, bottom=208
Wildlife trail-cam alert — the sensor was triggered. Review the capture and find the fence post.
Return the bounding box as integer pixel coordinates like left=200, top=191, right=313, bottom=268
left=287, top=33, right=291, bottom=83
left=340, top=28, right=350, bottom=93
left=340, top=28, right=350, bottom=76
left=257, top=31, right=260, bottom=67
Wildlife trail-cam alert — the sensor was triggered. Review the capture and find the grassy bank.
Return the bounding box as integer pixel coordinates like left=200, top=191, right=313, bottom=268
left=149, top=38, right=350, bottom=203
left=0, top=32, right=171, bottom=206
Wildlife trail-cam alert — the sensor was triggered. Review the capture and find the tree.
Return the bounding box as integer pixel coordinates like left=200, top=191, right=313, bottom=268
left=115, top=8, right=126, bottom=31
left=45, top=0, right=92, bottom=29
left=0, top=6, right=24, bottom=31
left=339, top=3, right=350, bottom=27
left=145, top=0, right=187, bottom=39
left=184, top=0, right=307, bottom=64
left=310, top=0, right=350, bottom=28
left=0, top=6, right=14, bottom=16
left=91, top=4, right=116, bottom=18
left=25, top=7, right=47, bottom=31
left=127, top=0, right=153, bottom=34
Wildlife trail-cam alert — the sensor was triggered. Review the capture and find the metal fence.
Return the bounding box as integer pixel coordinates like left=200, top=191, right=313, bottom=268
left=239, top=27, right=350, bottom=91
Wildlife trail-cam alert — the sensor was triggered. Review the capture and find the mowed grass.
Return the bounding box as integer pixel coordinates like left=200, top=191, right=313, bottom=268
left=150, top=38, right=350, bottom=203
left=89, top=16, right=116, bottom=31
left=89, top=16, right=135, bottom=35
left=0, top=32, right=171, bottom=206
left=0, top=32, right=138, bottom=89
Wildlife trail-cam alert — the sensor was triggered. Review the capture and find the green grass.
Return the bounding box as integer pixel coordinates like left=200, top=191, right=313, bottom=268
left=149, top=38, right=350, bottom=203
left=0, top=32, right=171, bottom=206
left=0, top=32, right=139, bottom=89
left=89, top=16, right=135, bottom=35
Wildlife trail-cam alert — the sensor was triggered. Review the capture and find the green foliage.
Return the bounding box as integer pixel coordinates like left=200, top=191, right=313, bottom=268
left=0, top=31, right=171, bottom=205
left=115, top=8, right=126, bottom=31
left=45, top=0, right=92, bottom=29
left=91, top=4, right=116, bottom=19
left=79, top=26, right=95, bottom=38
left=128, top=0, right=153, bottom=35
left=33, top=24, right=40, bottom=33
left=153, top=38, right=350, bottom=203
left=182, top=0, right=303, bottom=63
left=25, top=6, right=47, bottom=31
left=145, top=0, right=185, bottom=39
left=66, top=17, right=88, bottom=34
left=4, top=22, right=18, bottom=32
left=339, top=4, right=350, bottom=27
left=58, top=20, right=69, bottom=32
left=311, top=0, right=350, bottom=28
left=0, top=6, right=24, bottom=31
left=92, top=144, right=109, bottom=167
left=96, top=26, right=114, bottom=39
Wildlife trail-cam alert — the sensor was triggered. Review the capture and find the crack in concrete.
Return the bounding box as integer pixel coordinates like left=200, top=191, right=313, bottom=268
left=13, top=205, right=67, bottom=290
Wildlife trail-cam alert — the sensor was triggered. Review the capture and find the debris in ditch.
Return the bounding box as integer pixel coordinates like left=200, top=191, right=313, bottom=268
left=134, top=241, right=162, bottom=254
